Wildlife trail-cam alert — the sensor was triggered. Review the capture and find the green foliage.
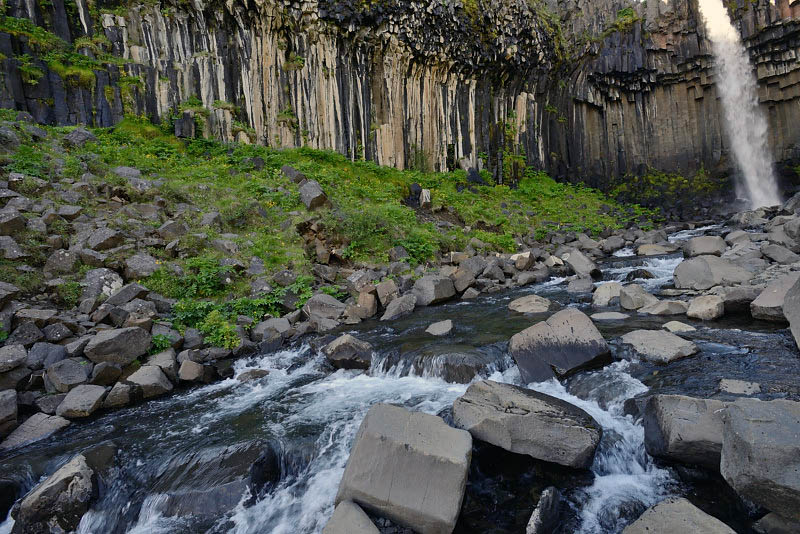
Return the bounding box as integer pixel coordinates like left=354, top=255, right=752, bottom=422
left=8, top=144, right=48, bottom=177
left=604, top=7, right=640, bottom=36
left=149, top=334, right=174, bottom=355
left=610, top=167, right=723, bottom=211
left=56, top=281, right=82, bottom=308
left=0, top=331, right=8, bottom=343
left=0, top=15, right=65, bottom=51
left=15, top=54, right=44, bottom=85
left=197, top=309, right=240, bottom=349
left=320, top=285, right=348, bottom=300
left=144, top=257, right=231, bottom=299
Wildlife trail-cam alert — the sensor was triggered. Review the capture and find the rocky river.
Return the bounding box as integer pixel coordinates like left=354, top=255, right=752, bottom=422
left=2, top=217, right=800, bottom=534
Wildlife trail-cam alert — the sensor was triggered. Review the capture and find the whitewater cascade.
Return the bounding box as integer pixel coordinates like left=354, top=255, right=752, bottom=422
left=697, top=0, right=781, bottom=208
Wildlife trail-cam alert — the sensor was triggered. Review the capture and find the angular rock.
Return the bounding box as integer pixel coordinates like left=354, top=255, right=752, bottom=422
left=0, top=389, right=16, bottom=438
left=684, top=236, right=727, bottom=257
left=126, top=365, right=173, bottom=398
left=643, top=395, right=727, bottom=470
left=0, top=281, right=20, bottom=307
left=90, top=361, right=122, bottom=386
left=751, top=273, right=800, bottom=322
left=453, top=380, right=601, bottom=469
left=412, top=274, right=456, bottom=306
left=639, top=300, right=688, bottom=316
left=323, top=500, right=379, bottom=534
left=752, top=513, right=800, bottom=534
left=299, top=180, right=327, bottom=209
left=46, top=358, right=91, bottom=393
left=380, top=294, right=417, bottom=321
left=375, top=279, right=399, bottom=307
left=86, top=227, right=123, bottom=251
left=105, top=283, right=149, bottom=306
left=302, top=294, right=346, bottom=322
left=63, top=127, right=96, bottom=147
left=721, top=399, right=800, bottom=521
left=674, top=256, right=753, bottom=290
left=509, top=308, right=610, bottom=384
left=620, top=284, right=658, bottom=310
left=55, top=385, right=107, bottom=418
left=158, top=220, right=189, bottom=241
left=82, top=268, right=123, bottom=301
left=10, top=454, right=96, bottom=533
left=322, top=334, right=373, bottom=370
left=0, top=412, right=69, bottom=450
left=525, top=487, right=561, bottom=534
left=687, top=295, right=725, bottom=320
left=0, top=235, right=27, bottom=260
left=622, top=497, right=735, bottom=534
left=0, top=208, right=26, bottom=236
left=591, top=312, right=629, bottom=321
left=508, top=294, right=558, bottom=314
left=84, top=327, right=151, bottom=365
left=335, top=403, right=471, bottom=534
left=44, top=249, right=79, bottom=274
left=561, top=249, right=600, bottom=279
left=0, top=344, right=27, bottom=373
left=592, top=282, right=622, bottom=308
left=662, top=321, right=696, bottom=333
left=102, top=382, right=132, bottom=409
left=719, top=379, right=760, bottom=395
left=178, top=360, right=212, bottom=382
left=236, top=369, right=270, bottom=382
left=762, top=244, right=800, bottom=264
left=125, top=253, right=159, bottom=279
left=620, top=330, right=699, bottom=363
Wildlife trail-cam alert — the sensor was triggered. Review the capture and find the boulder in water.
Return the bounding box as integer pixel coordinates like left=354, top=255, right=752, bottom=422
left=620, top=284, right=658, bottom=310
left=783, top=277, right=800, bottom=349
left=55, top=385, right=107, bottom=418
left=425, top=319, right=453, bottom=336
left=510, top=308, right=610, bottom=383
left=674, top=255, right=753, bottom=290
left=0, top=413, right=70, bottom=451
left=643, top=395, right=727, bottom=470
left=561, top=249, right=601, bottom=279
left=322, top=334, right=374, bottom=370
left=683, top=236, right=727, bottom=257
left=525, top=486, right=562, bottom=534
left=619, top=330, right=699, bottom=363
left=687, top=295, right=725, bottom=320
left=751, top=273, right=800, bottom=322
left=323, top=500, right=380, bottom=534
left=412, top=274, right=456, bottom=306
left=380, top=294, right=416, bottom=321
left=336, top=403, right=471, bottom=534
left=622, top=497, right=735, bottom=533
left=639, top=300, right=688, bottom=316
left=721, top=399, right=800, bottom=521
left=508, top=295, right=558, bottom=314
left=453, top=380, right=602, bottom=469
left=592, top=282, right=622, bottom=308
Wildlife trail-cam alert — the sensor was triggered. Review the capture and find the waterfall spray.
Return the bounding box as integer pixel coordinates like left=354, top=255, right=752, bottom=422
left=697, top=0, right=781, bottom=208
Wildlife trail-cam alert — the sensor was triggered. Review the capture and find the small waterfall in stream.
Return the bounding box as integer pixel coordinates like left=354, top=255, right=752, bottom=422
left=697, top=0, right=781, bottom=208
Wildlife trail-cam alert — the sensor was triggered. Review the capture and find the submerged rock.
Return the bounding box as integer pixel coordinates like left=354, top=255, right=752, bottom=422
left=453, top=380, right=602, bottom=469
left=509, top=308, right=610, bottom=383
left=0, top=413, right=70, bottom=451
left=322, top=334, right=374, bottom=370
left=336, top=403, right=471, bottom=534
left=508, top=294, right=558, bottom=314
left=619, top=330, right=699, bottom=363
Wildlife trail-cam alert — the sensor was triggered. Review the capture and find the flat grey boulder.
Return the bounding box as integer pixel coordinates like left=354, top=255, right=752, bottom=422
left=10, top=454, right=96, bottom=533
left=643, top=395, right=727, bottom=470
left=0, top=412, right=70, bottom=450
left=620, top=330, right=699, bottom=363
left=322, top=334, right=373, bottom=370
left=592, top=282, right=622, bottom=308
left=380, top=294, right=417, bottom=321
left=639, top=300, right=688, bottom=316
left=623, top=497, right=735, bottom=533
left=125, top=253, right=159, bottom=279
left=591, top=312, right=630, bottom=321
left=0, top=344, right=27, bottom=372
left=86, top=227, right=124, bottom=251
left=561, top=249, right=600, bottom=279
left=751, top=273, right=800, bottom=322
left=509, top=308, right=610, bottom=384
left=687, top=295, right=725, bottom=320
left=425, top=319, right=453, bottom=336
left=674, top=255, right=753, bottom=290
left=302, top=294, right=346, bottom=322
left=721, top=399, right=800, bottom=521
left=323, top=500, right=379, bottom=534
left=508, top=295, right=558, bottom=314
left=753, top=513, right=800, bottom=534
left=84, top=327, right=151, bottom=365
left=620, top=284, right=658, bottom=310
left=63, top=127, right=97, bottom=147
left=55, top=385, right=107, bottom=418
left=336, top=403, right=471, bottom=534
left=412, top=274, right=456, bottom=306
left=126, top=365, right=173, bottom=399
left=684, top=236, right=727, bottom=257
left=663, top=320, right=696, bottom=333
left=453, top=380, right=601, bottom=469
left=46, top=358, right=91, bottom=393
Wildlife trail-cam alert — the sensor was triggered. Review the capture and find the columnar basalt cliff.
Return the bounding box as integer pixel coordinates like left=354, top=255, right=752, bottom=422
left=0, top=0, right=798, bottom=187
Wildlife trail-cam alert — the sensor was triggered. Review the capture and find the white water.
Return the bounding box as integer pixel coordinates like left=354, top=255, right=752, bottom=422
left=697, top=0, right=780, bottom=208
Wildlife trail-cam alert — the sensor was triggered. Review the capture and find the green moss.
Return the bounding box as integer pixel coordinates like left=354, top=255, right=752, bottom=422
left=56, top=281, right=82, bottom=308
left=610, top=167, right=724, bottom=211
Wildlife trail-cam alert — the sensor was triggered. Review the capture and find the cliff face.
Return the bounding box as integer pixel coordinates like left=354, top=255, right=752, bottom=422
left=1, top=0, right=798, bottom=188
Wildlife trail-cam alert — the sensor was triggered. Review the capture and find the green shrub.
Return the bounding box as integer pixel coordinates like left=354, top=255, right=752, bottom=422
left=149, top=334, right=174, bottom=355
left=56, top=281, right=82, bottom=308
left=197, top=310, right=240, bottom=349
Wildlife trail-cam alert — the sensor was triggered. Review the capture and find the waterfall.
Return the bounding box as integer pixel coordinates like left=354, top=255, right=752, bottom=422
left=697, top=0, right=781, bottom=208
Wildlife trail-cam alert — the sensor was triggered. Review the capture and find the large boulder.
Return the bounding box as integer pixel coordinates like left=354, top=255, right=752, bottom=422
left=10, top=454, right=96, bottom=534
left=335, top=403, right=471, bottom=534
left=46, top=358, right=91, bottom=393
left=323, top=501, right=380, bottom=534
left=561, top=249, right=601, bottom=279
left=592, top=282, right=622, bottom=308
left=299, top=180, right=328, bottom=209
left=302, top=294, right=346, bottom=322
left=622, top=497, right=735, bottom=533
left=380, top=294, right=417, bottom=321
left=126, top=365, right=173, bottom=399
left=0, top=413, right=70, bottom=451
left=508, top=295, right=558, bottom=314
left=322, top=334, right=374, bottom=370
left=525, top=487, right=562, bottom=534
left=509, top=308, right=610, bottom=384
left=453, top=380, right=602, bottom=469
left=721, top=399, right=800, bottom=521
left=674, top=256, right=753, bottom=290
left=683, top=236, right=727, bottom=257
left=55, top=385, right=107, bottom=418
left=687, top=295, right=725, bottom=320
left=84, top=327, right=151, bottom=365
left=643, top=395, right=727, bottom=470
left=751, top=273, right=800, bottom=322
left=619, top=330, right=699, bottom=363
left=412, top=274, right=456, bottom=306
left=638, top=300, right=688, bottom=316
left=0, top=344, right=27, bottom=373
